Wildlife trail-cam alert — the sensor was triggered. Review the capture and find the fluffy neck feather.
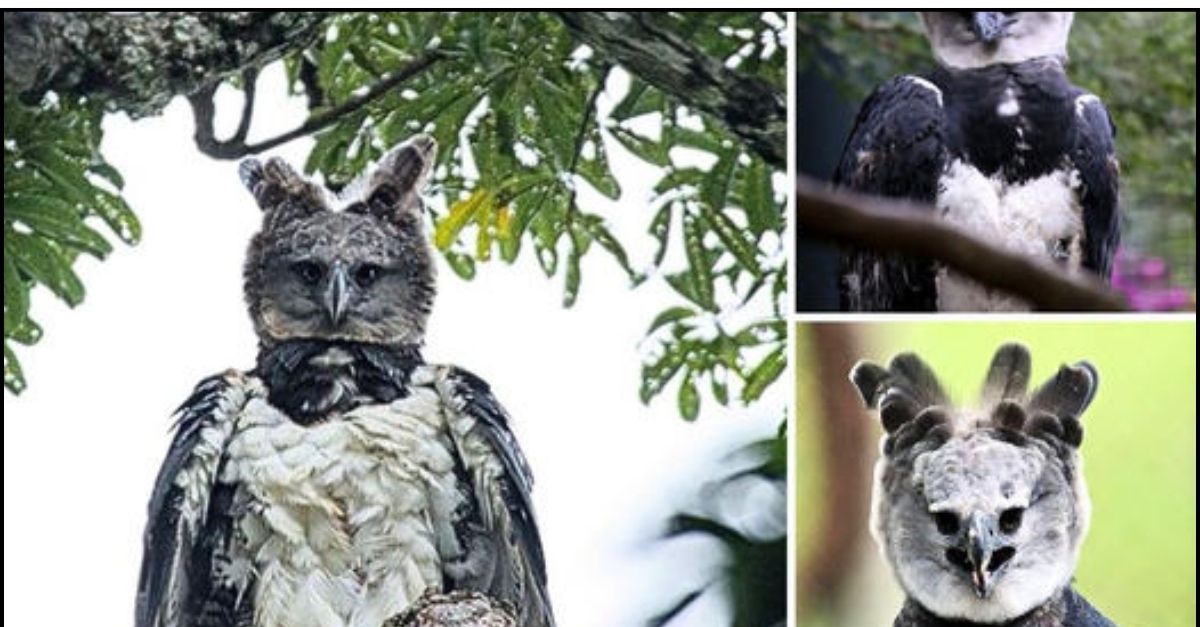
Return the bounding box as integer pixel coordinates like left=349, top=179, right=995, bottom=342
left=253, top=339, right=423, bottom=424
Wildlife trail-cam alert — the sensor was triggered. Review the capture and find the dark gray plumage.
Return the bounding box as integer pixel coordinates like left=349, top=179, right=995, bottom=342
left=837, top=12, right=1120, bottom=311
left=851, top=343, right=1115, bottom=626
left=136, top=135, right=553, bottom=627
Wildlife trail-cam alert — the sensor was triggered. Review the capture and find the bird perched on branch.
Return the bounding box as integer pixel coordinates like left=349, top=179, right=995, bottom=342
left=850, top=343, right=1115, bottom=626
left=135, top=135, right=553, bottom=627
left=837, top=12, right=1121, bottom=311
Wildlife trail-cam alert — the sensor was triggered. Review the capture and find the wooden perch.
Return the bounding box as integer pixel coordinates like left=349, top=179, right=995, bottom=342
left=795, top=174, right=1129, bottom=311
left=384, top=591, right=516, bottom=627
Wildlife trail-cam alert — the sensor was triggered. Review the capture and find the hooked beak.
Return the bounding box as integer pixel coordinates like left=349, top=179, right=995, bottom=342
left=965, top=512, right=1014, bottom=598
left=972, top=12, right=1011, bottom=44
left=324, top=264, right=350, bottom=327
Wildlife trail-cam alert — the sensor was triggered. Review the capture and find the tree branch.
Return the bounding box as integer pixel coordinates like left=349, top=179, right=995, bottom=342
left=4, top=12, right=327, bottom=118
left=189, top=49, right=444, bottom=159
left=188, top=67, right=258, bottom=159
left=383, top=590, right=516, bottom=627
left=795, top=174, right=1129, bottom=311
left=556, top=11, right=786, bottom=169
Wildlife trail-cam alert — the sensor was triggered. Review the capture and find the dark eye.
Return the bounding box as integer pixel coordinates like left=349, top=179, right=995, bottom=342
left=934, top=511, right=960, bottom=535
left=292, top=260, right=325, bottom=285
left=354, top=263, right=382, bottom=288
left=999, top=507, right=1024, bottom=534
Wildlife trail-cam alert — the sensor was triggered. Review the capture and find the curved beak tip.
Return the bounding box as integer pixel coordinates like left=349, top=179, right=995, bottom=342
left=324, top=267, right=350, bottom=326
left=973, top=12, right=1009, bottom=44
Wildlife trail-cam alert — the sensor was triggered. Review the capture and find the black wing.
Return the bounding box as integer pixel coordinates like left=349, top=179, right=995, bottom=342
left=834, top=75, right=949, bottom=311
left=439, top=366, right=554, bottom=627
left=1071, top=93, right=1121, bottom=279
left=1062, top=586, right=1117, bottom=627
left=136, top=373, right=252, bottom=627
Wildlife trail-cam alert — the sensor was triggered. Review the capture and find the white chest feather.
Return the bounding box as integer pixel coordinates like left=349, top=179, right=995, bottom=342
left=220, top=379, right=465, bottom=627
left=935, top=159, right=1085, bottom=311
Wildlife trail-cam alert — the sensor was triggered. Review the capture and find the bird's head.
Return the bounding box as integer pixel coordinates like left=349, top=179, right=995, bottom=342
left=852, top=343, right=1096, bottom=623
left=919, top=12, right=1074, bottom=69
left=241, top=135, right=438, bottom=347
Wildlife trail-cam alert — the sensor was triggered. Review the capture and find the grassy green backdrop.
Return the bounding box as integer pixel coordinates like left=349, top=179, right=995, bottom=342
left=796, top=321, right=1196, bottom=626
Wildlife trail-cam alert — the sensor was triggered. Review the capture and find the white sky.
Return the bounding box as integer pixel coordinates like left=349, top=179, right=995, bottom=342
left=2, top=61, right=783, bottom=626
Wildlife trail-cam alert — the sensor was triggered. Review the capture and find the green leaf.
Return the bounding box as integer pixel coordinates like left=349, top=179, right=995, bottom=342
left=577, top=136, right=622, bottom=200
left=741, top=156, right=781, bottom=232
left=6, top=195, right=112, bottom=258
left=640, top=341, right=690, bottom=404
left=682, top=212, right=716, bottom=310
left=700, top=203, right=760, bottom=276
left=646, top=306, right=695, bottom=335
left=5, top=342, right=26, bottom=395
left=711, top=369, right=730, bottom=405
left=742, top=346, right=785, bottom=403
left=583, top=217, right=640, bottom=283
left=563, top=245, right=582, bottom=307
left=3, top=253, right=29, bottom=334
left=6, top=229, right=85, bottom=307
left=7, top=316, right=42, bottom=346
left=648, top=203, right=673, bottom=267
left=609, top=76, right=665, bottom=121
left=88, top=161, right=125, bottom=190
left=90, top=187, right=141, bottom=244
left=700, top=149, right=737, bottom=211
left=678, top=372, right=700, bottom=421
left=610, top=125, right=670, bottom=167
left=443, top=250, right=477, bottom=280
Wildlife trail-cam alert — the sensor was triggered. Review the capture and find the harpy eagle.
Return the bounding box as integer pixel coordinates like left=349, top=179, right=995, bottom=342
left=837, top=12, right=1121, bottom=311
left=851, top=343, right=1116, bottom=626
left=135, top=136, right=553, bottom=627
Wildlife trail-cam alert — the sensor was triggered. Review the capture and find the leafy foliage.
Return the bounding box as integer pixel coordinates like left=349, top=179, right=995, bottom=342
left=650, top=423, right=787, bottom=627
left=290, top=12, right=788, bottom=418
left=796, top=11, right=1197, bottom=292
left=3, top=92, right=140, bottom=393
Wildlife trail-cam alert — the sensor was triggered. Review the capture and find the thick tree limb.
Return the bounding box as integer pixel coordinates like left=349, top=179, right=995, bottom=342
left=188, top=49, right=443, bottom=159
left=557, top=11, right=786, bottom=169
left=795, top=174, right=1129, bottom=311
left=4, top=12, right=327, bottom=118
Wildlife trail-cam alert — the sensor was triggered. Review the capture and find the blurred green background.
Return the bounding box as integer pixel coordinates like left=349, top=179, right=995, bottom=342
left=796, top=321, right=1196, bottom=626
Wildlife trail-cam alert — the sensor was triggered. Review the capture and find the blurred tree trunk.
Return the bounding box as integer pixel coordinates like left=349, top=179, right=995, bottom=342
left=798, top=324, right=873, bottom=612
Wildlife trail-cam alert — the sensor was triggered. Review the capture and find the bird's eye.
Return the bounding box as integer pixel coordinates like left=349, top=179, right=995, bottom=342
left=933, top=512, right=960, bottom=535
left=292, top=260, right=325, bottom=285
left=999, top=507, right=1025, bottom=534
left=354, top=263, right=382, bottom=288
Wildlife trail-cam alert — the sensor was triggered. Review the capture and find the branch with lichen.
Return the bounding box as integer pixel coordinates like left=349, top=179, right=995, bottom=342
left=4, top=12, right=327, bottom=118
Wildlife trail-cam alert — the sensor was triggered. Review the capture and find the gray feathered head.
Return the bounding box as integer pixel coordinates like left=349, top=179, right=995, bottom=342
left=919, top=12, right=1074, bottom=69
left=239, top=135, right=438, bottom=347
left=851, top=343, right=1096, bottom=623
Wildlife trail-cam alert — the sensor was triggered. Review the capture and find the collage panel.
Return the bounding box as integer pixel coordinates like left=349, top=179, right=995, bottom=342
left=4, top=11, right=788, bottom=627
left=794, top=12, right=1195, bottom=313
left=795, top=321, right=1196, bottom=626
left=1, top=9, right=1196, bottom=627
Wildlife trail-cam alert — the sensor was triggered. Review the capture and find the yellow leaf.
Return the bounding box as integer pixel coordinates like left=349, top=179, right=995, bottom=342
left=435, top=190, right=491, bottom=251
left=496, top=205, right=512, bottom=240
